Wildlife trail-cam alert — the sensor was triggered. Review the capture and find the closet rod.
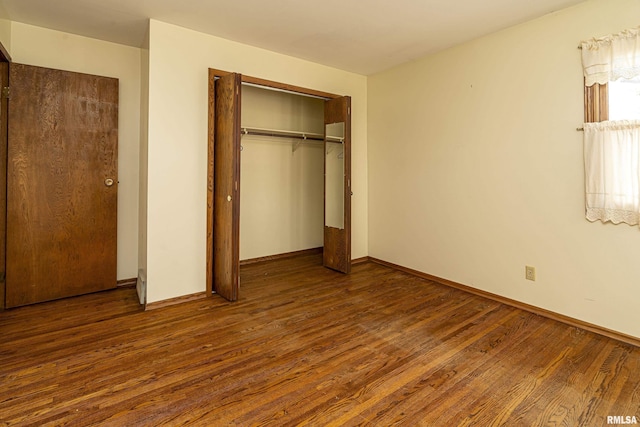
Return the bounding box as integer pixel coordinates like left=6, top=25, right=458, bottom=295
left=241, top=126, right=344, bottom=143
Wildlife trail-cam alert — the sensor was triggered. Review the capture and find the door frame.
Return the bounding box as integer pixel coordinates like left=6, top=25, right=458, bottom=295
left=206, top=69, right=344, bottom=297
left=0, top=42, right=10, bottom=310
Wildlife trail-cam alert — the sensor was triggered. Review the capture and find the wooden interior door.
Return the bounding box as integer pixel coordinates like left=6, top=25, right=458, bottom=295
left=213, top=72, right=241, bottom=301
left=5, top=63, right=118, bottom=308
left=323, top=96, right=351, bottom=273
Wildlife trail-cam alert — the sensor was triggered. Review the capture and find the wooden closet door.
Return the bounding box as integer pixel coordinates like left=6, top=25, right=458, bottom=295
left=6, top=63, right=118, bottom=308
left=213, top=72, right=241, bottom=301
left=323, top=96, right=351, bottom=273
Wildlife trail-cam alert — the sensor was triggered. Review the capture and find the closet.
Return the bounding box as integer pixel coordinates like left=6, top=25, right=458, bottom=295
left=207, top=70, right=351, bottom=301
left=240, top=84, right=325, bottom=261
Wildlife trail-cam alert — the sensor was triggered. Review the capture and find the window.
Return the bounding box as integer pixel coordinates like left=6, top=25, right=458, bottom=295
left=581, top=27, right=640, bottom=227
left=609, top=76, right=640, bottom=120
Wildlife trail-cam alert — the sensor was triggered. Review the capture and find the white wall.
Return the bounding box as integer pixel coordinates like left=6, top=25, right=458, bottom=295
left=8, top=23, right=141, bottom=281
left=368, top=0, right=640, bottom=338
left=145, top=20, right=367, bottom=303
left=240, top=85, right=324, bottom=260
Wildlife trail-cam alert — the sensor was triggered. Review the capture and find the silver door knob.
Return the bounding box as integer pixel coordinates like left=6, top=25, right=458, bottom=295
left=105, top=178, right=114, bottom=187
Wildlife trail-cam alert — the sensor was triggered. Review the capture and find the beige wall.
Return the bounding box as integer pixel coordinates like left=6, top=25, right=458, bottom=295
left=138, top=27, right=150, bottom=303
left=8, top=23, right=141, bottom=281
left=240, top=85, right=324, bottom=260
left=368, top=0, right=640, bottom=338
left=145, top=20, right=368, bottom=303
left=0, top=19, right=10, bottom=53
left=6, top=1, right=632, bottom=340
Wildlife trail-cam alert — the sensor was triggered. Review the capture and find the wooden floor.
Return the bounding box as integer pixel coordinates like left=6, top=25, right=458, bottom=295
left=1, top=253, right=639, bottom=426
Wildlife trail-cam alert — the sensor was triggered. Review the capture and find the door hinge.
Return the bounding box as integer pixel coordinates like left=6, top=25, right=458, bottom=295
left=348, top=107, right=350, bottom=115
left=2, top=86, right=9, bottom=99
left=0, top=271, right=5, bottom=282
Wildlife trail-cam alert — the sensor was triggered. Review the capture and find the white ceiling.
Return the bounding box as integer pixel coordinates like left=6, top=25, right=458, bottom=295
left=0, top=0, right=586, bottom=75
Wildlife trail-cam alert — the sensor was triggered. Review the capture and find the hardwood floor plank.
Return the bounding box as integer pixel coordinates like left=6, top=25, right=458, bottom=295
left=1, top=254, right=639, bottom=426
left=513, top=331, right=606, bottom=426
left=359, top=312, right=556, bottom=424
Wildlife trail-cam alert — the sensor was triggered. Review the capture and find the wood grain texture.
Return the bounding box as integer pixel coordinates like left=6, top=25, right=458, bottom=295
left=208, top=68, right=341, bottom=100
left=6, top=63, right=118, bottom=308
left=1, top=253, right=638, bottom=426
left=0, top=60, right=8, bottom=310
left=206, top=69, right=215, bottom=297
left=323, top=226, right=349, bottom=273
left=213, top=72, right=241, bottom=301
left=323, top=96, right=351, bottom=274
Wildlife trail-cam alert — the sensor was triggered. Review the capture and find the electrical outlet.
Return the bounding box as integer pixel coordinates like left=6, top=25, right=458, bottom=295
left=525, top=265, right=536, bottom=281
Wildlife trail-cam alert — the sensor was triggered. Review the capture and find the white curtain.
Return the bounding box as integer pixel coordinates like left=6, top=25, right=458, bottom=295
left=581, top=26, right=640, bottom=86
left=584, top=121, right=640, bottom=226
left=581, top=27, right=640, bottom=227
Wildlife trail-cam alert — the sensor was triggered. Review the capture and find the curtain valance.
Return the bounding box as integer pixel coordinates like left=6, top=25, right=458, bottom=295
left=581, top=26, right=640, bottom=86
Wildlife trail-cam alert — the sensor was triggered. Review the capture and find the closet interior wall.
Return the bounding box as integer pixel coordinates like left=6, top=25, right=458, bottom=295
left=240, top=85, right=325, bottom=261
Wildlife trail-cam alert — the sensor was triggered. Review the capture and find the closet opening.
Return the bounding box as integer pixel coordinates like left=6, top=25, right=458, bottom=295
left=239, top=83, right=325, bottom=266
left=207, top=70, right=351, bottom=301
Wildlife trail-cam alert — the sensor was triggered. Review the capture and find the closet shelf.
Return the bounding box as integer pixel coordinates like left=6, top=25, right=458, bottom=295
left=241, top=126, right=343, bottom=143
